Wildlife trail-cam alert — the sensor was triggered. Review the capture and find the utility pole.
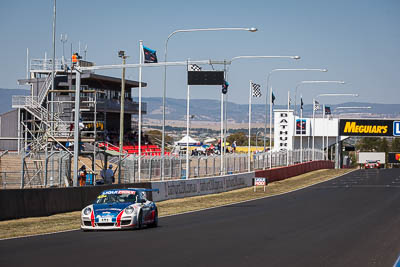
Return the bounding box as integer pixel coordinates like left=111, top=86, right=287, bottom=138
left=118, top=50, right=128, bottom=183
left=60, top=34, right=67, bottom=64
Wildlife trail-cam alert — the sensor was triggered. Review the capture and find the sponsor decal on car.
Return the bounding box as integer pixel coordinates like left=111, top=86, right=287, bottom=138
left=103, top=189, right=136, bottom=195
left=98, top=216, right=113, bottom=223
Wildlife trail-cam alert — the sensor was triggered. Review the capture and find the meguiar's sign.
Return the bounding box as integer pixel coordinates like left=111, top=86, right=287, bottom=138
left=339, top=119, right=400, bottom=137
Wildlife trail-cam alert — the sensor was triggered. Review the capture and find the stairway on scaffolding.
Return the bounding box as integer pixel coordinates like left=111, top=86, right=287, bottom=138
left=12, top=95, right=70, bottom=138
left=37, top=74, right=53, bottom=105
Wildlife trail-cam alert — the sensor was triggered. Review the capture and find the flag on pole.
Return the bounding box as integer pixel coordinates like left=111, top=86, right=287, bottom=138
left=143, top=46, right=158, bottom=63
left=222, top=80, right=229, bottom=94
left=188, top=64, right=202, bottom=71
left=325, top=106, right=331, bottom=115
left=251, top=82, right=262, bottom=98
left=271, top=91, right=276, bottom=105
left=300, top=96, right=304, bottom=110
left=313, top=100, right=320, bottom=111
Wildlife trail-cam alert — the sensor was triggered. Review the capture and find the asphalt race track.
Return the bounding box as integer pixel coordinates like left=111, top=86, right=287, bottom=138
left=2, top=169, right=400, bottom=267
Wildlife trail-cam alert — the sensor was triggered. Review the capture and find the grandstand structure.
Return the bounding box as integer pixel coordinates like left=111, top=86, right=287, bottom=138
left=1, top=57, right=149, bottom=188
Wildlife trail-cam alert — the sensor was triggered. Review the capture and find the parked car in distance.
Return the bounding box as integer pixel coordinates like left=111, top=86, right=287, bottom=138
left=364, top=160, right=381, bottom=169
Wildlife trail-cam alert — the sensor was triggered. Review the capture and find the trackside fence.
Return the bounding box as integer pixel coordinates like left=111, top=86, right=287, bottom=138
left=0, top=149, right=325, bottom=188
left=121, top=148, right=324, bottom=182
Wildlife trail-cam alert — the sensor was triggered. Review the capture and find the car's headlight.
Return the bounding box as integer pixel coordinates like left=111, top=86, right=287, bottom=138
left=125, top=206, right=135, bottom=215
left=83, top=207, right=92, bottom=215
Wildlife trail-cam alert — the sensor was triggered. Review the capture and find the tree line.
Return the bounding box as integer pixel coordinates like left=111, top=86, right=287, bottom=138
left=355, top=137, right=400, bottom=153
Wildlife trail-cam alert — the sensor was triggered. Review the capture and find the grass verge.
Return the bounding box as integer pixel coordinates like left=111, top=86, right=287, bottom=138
left=0, top=168, right=353, bottom=240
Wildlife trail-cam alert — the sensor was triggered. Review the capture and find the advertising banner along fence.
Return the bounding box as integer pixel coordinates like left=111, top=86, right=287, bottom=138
left=388, top=152, right=400, bottom=164
left=339, top=119, right=400, bottom=137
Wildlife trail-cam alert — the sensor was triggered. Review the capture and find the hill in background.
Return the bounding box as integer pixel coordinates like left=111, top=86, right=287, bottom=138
left=0, top=89, right=29, bottom=114
left=1, top=90, right=399, bottom=123
left=142, top=97, right=400, bottom=123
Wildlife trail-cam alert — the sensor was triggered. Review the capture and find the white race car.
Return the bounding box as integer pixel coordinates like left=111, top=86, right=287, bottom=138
left=81, top=188, right=159, bottom=231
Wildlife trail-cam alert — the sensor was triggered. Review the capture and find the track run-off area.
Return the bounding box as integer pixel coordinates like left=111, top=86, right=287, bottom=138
left=1, top=169, right=400, bottom=267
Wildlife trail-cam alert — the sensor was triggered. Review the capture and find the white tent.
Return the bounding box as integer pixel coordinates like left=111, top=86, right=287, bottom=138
left=203, top=137, right=217, bottom=144
left=175, top=135, right=199, bottom=146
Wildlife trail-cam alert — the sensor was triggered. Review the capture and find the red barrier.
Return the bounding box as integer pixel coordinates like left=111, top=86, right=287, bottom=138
left=255, top=160, right=334, bottom=183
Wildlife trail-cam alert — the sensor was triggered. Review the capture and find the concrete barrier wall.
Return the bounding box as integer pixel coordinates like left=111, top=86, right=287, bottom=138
left=151, top=172, right=255, bottom=202
left=0, top=183, right=150, bottom=221
left=0, top=161, right=332, bottom=221
left=255, top=160, right=334, bottom=182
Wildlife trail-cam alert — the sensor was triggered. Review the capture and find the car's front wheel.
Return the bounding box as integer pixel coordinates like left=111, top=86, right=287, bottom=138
left=137, top=211, right=143, bottom=229
left=149, top=209, right=158, bottom=228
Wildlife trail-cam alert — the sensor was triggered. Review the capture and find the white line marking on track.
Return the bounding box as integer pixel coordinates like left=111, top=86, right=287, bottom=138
left=0, top=229, right=78, bottom=241
left=0, top=169, right=357, bottom=241
left=393, top=253, right=400, bottom=267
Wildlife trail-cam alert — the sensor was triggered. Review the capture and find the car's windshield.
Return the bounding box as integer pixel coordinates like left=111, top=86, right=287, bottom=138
left=95, top=193, right=137, bottom=204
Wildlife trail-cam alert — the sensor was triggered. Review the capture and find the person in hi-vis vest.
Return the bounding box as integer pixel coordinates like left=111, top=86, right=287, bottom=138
left=72, top=52, right=80, bottom=66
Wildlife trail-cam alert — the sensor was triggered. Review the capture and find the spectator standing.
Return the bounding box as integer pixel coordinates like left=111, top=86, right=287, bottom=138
left=78, top=165, right=87, bottom=186
left=104, top=164, right=115, bottom=184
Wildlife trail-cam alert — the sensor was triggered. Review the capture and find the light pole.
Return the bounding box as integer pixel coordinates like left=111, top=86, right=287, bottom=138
left=334, top=106, right=371, bottom=164
left=313, top=93, right=358, bottom=162
left=222, top=56, right=301, bottom=174
left=118, top=50, right=128, bottom=184
left=255, top=131, right=263, bottom=151
left=294, top=81, right=345, bottom=162
left=162, top=27, right=258, bottom=180
left=294, top=80, right=344, bottom=115
left=264, top=68, right=328, bottom=169
left=60, top=33, right=68, bottom=64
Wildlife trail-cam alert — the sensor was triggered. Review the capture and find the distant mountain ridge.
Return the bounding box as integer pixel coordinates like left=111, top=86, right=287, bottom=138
left=1, top=90, right=399, bottom=122
left=142, top=97, right=400, bottom=123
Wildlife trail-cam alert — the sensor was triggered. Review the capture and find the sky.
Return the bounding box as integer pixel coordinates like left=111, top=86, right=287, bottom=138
left=0, top=0, right=399, bottom=106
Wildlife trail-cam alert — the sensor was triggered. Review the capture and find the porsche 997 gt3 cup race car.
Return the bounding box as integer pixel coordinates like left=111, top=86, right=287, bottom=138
left=81, top=188, right=159, bottom=231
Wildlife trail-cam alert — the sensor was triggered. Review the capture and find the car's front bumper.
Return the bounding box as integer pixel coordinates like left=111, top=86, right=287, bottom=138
left=81, top=216, right=136, bottom=230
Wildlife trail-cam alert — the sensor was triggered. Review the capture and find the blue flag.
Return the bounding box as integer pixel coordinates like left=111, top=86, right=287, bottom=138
left=325, top=106, right=331, bottom=115
left=271, top=92, right=276, bottom=105
left=143, top=46, right=158, bottom=63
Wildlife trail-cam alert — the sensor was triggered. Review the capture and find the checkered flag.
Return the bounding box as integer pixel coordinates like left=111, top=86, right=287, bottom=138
left=251, top=83, right=262, bottom=98
left=313, top=100, right=320, bottom=111
left=188, top=64, right=202, bottom=71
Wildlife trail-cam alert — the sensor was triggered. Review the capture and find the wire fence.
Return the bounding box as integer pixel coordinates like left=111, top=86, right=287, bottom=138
left=120, top=148, right=324, bottom=182
left=0, top=151, right=73, bottom=189
left=0, top=149, right=325, bottom=189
